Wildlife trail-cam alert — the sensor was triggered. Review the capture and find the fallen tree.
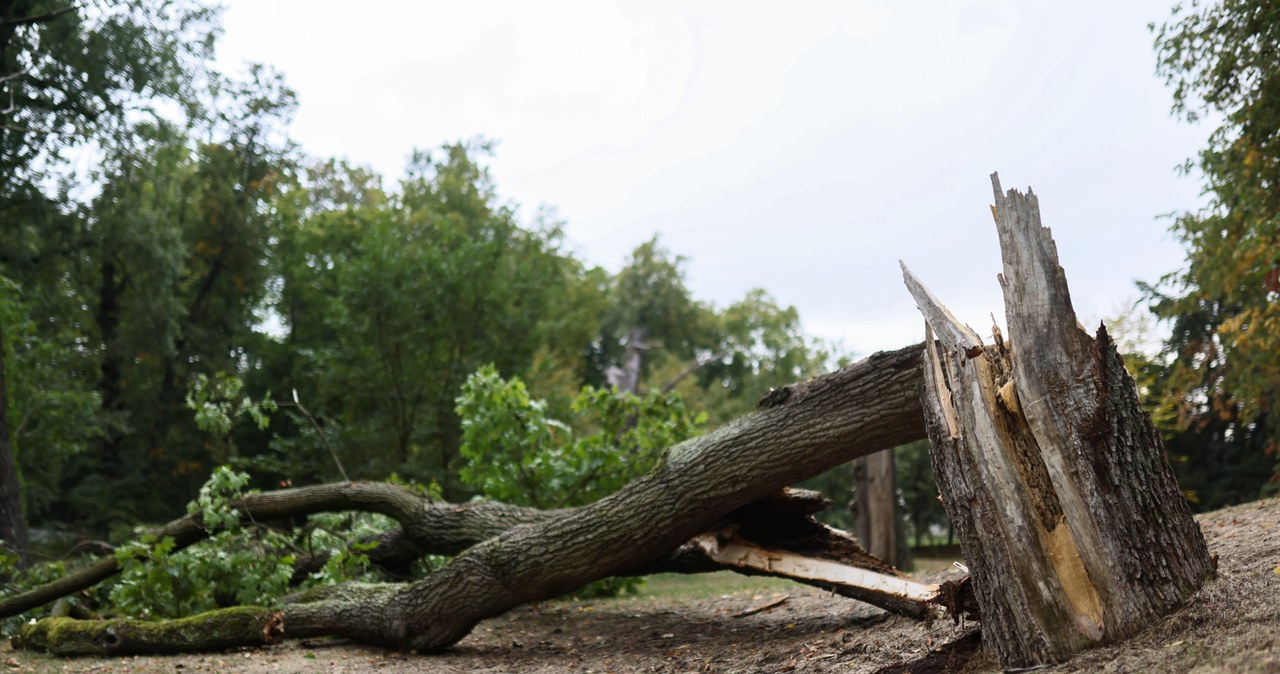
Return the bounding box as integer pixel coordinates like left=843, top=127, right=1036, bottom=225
left=12, top=486, right=968, bottom=656
left=12, top=344, right=945, bottom=654
left=9, top=174, right=1212, bottom=667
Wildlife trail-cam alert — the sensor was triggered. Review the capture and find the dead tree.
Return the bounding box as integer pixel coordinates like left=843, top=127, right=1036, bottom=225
left=900, top=174, right=1214, bottom=668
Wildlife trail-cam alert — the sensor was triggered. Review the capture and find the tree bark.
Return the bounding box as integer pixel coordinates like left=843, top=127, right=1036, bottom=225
left=0, top=481, right=549, bottom=619
left=604, top=326, right=649, bottom=393
left=13, top=489, right=970, bottom=656
left=380, top=344, right=927, bottom=652
left=14, top=607, right=287, bottom=656
left=0, top=315, right=31, bottom=568
left=901, top=174, right=1214, bottom=668
left=852, top=450, right=898, bottom=566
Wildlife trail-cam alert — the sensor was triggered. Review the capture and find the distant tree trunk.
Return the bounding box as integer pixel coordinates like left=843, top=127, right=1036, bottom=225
left=0, top=317, right=31, bottom=569
left=851, top=450, right=899, bottom=567
left=95, top=259, right=125, bottom=483
left=604, top=327, right=649, bottom=393
left=901, top=174, right=1215, bottom=668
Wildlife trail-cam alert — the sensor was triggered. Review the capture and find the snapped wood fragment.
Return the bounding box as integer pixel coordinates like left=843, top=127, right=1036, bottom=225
left=692, top=533, right=941, bottom=607
left=898, top=172, right=1213, bottom=668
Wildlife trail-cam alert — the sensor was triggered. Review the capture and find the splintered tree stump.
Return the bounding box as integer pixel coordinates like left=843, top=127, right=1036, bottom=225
left=900, top=174, right=1214, bottom=668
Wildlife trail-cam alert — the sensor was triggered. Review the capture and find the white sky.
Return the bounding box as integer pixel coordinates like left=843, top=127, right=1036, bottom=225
left=217, top=0, right=1207, bottom=355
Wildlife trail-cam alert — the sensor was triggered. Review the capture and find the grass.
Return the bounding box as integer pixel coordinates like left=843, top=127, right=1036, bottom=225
left=627, top=572, right=799, bottom=600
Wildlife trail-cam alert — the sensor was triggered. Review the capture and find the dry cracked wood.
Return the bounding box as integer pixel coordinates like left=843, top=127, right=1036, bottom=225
left=901, top=173, right=1213, bottom=668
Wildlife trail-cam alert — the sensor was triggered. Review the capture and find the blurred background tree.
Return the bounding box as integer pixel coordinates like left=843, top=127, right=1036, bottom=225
left=1147, top=0, right=1280, bottom=508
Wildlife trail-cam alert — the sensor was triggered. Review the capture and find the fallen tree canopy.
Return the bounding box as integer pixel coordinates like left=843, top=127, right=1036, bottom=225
left=10, top=343, right=955, bottom=655
left=11, top=486, right=971, bottom=656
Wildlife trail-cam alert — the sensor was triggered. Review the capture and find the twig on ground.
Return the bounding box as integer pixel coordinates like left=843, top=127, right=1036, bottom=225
left=733, top=594, right=790, bottom=618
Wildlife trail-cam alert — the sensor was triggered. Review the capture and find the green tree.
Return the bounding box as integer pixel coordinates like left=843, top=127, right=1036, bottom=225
left=687, top=288, right=829, bottom=426
left=41, top=67, right=297, bottom=529
left=0, top=0, right=218, bottom=196
left=0, top=0, right=219, bottom=545
left=269, top=143, right=575, bottom=495
left=456, top=365, right=704, bottom=510
left=1149, top=0, right=1280, bottom=501
left=0, top=276, right=102, bottom=561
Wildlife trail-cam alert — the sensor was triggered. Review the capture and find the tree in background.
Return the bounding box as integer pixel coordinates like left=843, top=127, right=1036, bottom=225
left=593, top=237, right=709, bottom=394
left=261, top=142, right=577, bottom=497
left=51, top=67, right=297, bottom=529
left=1149, top=0, right=1280, bottom=505
left=0, top=0, right=220, bottom=548
left=0, top=1, right=905, bottom=553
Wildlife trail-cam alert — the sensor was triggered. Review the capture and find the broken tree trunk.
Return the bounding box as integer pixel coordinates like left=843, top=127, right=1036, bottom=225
left=4, top=482, right=950, bottom=628
left=13, top=345, right=944, bottom=654
left=303, top=344, right=931, bottom=652
left=901, top=174, right=1214, bottom=668
left=14, top=488, right=964, bottom=656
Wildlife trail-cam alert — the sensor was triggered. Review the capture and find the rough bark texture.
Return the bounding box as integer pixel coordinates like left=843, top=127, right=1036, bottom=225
left=378, top=344, right=927, bottom=652
left=2, top=485, right=940, bottom=625
left=14, top=493, right=971, bottom=656
left=852, top=450, right=898, bottom=566
left=10, top=347, right=935, bottom=654
left=901, top=174, right=1214, bottom=668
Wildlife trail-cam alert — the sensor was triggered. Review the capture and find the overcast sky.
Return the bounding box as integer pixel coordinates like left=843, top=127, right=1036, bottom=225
left=216, top=1, right=1208, bottom=355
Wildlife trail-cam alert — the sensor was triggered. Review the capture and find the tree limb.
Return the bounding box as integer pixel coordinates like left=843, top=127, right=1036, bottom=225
left=10, top=345, right=939, bottom=655
left=0, top=5, right=78, bottom=28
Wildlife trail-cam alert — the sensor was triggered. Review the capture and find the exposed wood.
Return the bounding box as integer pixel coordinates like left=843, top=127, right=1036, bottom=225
left=4, top=483, right=936, bottom=624
left=381, top=344, right=929, bottom=652
left=694, top=533, right=939, bottom=620
left=900, top=174, right=1214, bottom=668
left=15, top=512, right=973, bottom=657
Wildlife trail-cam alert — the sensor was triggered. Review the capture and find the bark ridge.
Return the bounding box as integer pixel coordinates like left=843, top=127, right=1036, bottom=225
left=901, top=173, right=1214, bottom=668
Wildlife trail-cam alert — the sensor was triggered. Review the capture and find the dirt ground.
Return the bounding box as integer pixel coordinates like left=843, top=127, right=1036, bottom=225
left=5, top=496, right=1279, bottom=673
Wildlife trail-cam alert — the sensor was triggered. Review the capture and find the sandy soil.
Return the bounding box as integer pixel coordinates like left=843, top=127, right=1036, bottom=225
left=4, top=496, right=1278, bottom=673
